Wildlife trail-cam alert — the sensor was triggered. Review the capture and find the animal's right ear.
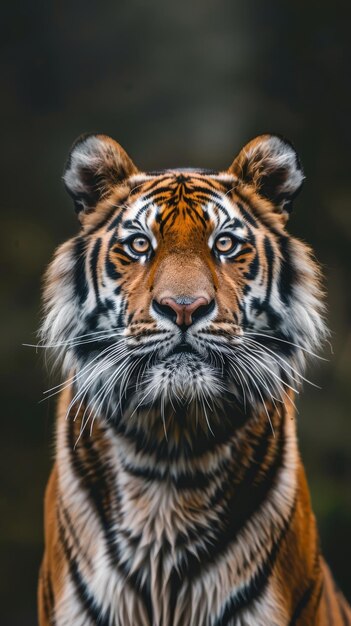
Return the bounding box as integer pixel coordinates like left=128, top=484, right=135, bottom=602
left=63, top=134, right=138, bottom=218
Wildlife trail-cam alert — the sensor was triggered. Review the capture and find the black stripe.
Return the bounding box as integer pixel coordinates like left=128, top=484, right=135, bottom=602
left=136, top=201, right=154, bottom=219
left=191, top=187, right=224, bottom=200
left=142, top=184, right=180, bottom=200
left=121, top=219, right=136, bottom=229
left=129, top=175, right=170, bottom=194
left=289, top=542, right=321, bottom=625
left=46, top=572, right=56, bottom=626
left=73, top=237, right=89, bottom=305
left=168, top=418, right=284, bottom=624
left=122, top=456, right=233, bottom=491
left=90, top=237, right=102, bottom=305
left=244, top=250, right=259, bottom=280
left=204, top=418, right=276, bottom=514
left=167, top=414, right=284, bottom=623
left=107, top=209, right=124, bottom=231
left=158, top=206, right=179, bottom=236
left=289, top=579, right=317, bottom=625
left=59, top=495, right=93, bottom=570
left=57, top=510, right=111, bottom=626
left=40, top=568, right=55, bottom=625
left=278, top=235, right=294, bottom=305
left=185, top=205, right=208, bottom=229
left=235, top=190, right=282, bottom=237
left=112, top=246, right=133, bottom=262
left=85, top=206, right=119, bottom=235
left=113, top=408, right=240, bottom=462
left=67, top=418, right=153, bottom=623
left=264, top=235, right=274, bottom=303
left=116, top=295, right=127, bottom=328
left=214, top=496, right=297, bottom=625
left=68, top=417, right=112, bottom=530
left=236, top=199, right=258, bottom=228
left=105, top=256, right=122, bottom=281
left=182, top=416, right=283, bottom=577
left=211, top=200, right=231, bottom=220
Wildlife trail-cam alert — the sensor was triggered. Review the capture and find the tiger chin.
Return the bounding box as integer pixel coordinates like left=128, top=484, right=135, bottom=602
left=37, top=133, right=351, bottom=626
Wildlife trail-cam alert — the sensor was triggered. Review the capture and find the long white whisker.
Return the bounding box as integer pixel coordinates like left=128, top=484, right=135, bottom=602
left=42, top=340, right=128, bottom=396
left=66, top=347, right=133, bottom=421
left=129, top=381, right=162, bottom=418
left=236, top=348, right=298, bottom=412
left=236, top=351, right=283, bottom=403
left=243, top=330, right=327, bottom=361
left=199, top=395, right=215, bottom=436
left=42, top=341, right=132, bottom=400
left=232, top=355, right=275, bottom=437
left=243, top=337, right=321, bottom=389
left=25, top=330, right=125, bottom=350
left=237, top=345, right=300, bottom=395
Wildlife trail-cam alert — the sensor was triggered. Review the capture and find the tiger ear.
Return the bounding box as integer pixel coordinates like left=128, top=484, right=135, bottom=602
left=228, top=134, right=305, bottom=216
left=63, top=133, right=138, bottom=217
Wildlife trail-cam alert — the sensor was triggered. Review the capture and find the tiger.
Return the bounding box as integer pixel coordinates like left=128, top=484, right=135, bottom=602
left=37, top=132, right=351, bottom=626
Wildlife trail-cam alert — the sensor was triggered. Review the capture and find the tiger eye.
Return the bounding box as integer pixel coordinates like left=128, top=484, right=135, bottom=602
left=130, top=236, right=151, bottom=254
left=215, top=235, right=236, bottom=254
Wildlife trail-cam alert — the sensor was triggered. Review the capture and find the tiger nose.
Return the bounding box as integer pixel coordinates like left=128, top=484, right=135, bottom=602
left=152, top=296, right=214, bottom=328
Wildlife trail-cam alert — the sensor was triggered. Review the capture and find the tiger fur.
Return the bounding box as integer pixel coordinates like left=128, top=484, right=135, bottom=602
left=37, top=133, right=351, bottom=625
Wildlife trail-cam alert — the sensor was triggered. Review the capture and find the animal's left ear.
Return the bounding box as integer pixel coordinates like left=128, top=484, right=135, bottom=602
left=228, top=134, right=305, bottom=216
left=63, top=133, right=138, bottom=218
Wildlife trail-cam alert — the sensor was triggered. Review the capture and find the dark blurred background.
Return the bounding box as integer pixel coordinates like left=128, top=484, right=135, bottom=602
left=1, top=1, right=351, bottom=623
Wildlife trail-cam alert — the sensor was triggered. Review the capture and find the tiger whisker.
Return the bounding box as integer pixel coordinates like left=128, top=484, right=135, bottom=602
left=243, top=337, right=321, bottom=389
left=210, top=346, right=249, bottom=410
left=42, top=340, right=127, bottom=391
left=199, top=395, right=215, bottom=437
left=240, top=349, right=300, bottom=413
left=160, top=393, right=168, bottom=441
left=85, top=363, right=129, bottom=439
left=26, top=330, right=125, bottom=350
left=236, top=351, right=283, bottom=405
left=230, top=354, right=276, bottom=437
left=117, top=354, right=146, bottom=410
left=236, top=345, right=300, bottom=395
left=73, top=352, right=136, bottom=439
left=41, top=342, right=129, bottom=400
left=67, top=347, right=133, bottom=422
left=129, top=381, right=164, bottom=418
left=228, top=358, right=275, bottom=437
left=243, top=330, right=328, bottom=361
left=235, top=348, right=298, bottom=411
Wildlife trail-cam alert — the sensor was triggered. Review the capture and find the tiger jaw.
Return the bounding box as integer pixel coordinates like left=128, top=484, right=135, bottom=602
left=136, top=352, right=224, bottom=407
left=123, top=328, right=239, bottom=406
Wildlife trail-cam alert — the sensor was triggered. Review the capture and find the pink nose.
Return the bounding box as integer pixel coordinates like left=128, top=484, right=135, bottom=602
left=159, top=296, right=210, bottom=327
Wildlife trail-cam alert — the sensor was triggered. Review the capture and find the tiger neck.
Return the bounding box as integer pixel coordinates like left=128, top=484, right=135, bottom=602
left=59, top=385, right=298, bottom=512
left=57, top=387, right=302, bottom=621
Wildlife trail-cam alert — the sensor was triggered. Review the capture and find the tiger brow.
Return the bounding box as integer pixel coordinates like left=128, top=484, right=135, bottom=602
left=220, top=216, right=245, bottom=231
left=212, top=200, right=231, bottom=220
left=122, top=218, right=144, bottom=231
left=135, top=200, right=154, bottom=220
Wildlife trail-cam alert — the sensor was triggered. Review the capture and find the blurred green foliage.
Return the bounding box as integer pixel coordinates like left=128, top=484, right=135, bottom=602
left=1, top=1, right=350, bottom=623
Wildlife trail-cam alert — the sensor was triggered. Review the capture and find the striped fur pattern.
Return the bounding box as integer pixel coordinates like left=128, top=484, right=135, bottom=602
left=38, top=134, right=351, bottom=625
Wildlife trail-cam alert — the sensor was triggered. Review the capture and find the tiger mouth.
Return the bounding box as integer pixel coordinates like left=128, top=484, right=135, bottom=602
left=169, top=342, right=198, bottom=356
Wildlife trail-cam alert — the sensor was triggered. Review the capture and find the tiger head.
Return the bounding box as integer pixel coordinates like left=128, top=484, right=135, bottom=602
left=41, top=134, right=327, bottom=425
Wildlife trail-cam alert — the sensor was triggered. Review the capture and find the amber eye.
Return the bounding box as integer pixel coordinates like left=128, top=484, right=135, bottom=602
left=214, top=234, right=239, bottom=255
left=128, top=235, right=151, bottom=255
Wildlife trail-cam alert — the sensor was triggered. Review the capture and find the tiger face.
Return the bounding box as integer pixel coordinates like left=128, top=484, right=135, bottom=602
left=41, top=134, right=326, bottom=426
